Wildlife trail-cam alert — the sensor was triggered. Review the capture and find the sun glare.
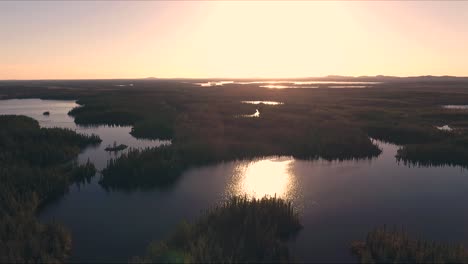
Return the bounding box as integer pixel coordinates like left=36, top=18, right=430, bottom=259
left=227, top=157, right=297, bottom=199
left=1, top=1, right=468, bottom=79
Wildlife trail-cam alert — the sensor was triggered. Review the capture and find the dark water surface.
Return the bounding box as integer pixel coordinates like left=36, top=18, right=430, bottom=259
left=2, top=99, right=468, bottom=262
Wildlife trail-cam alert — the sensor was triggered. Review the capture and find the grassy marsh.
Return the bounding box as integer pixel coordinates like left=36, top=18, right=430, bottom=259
left=133, top=196, right=302, bottom=263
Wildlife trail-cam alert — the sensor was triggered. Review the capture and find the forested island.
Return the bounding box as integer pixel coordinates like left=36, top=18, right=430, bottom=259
left=0, top=115, right=100, bottom=262
left=104, top=142, right=128, bottom=152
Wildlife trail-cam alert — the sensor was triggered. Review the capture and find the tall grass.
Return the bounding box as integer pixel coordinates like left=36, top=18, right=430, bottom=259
left=351, top=226, right=468, bottom=263
left=133, top=196, right=302, bottom=263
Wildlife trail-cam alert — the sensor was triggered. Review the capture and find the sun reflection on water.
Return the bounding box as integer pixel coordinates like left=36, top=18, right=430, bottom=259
left=226, top=157, right=298, bottom=199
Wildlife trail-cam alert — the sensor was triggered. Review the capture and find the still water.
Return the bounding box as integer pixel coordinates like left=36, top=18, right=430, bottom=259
left=0, top=99, right=170, bottom=170
left=2, top=99, right=468, bottom=262
left=241, top=100, right=283, bottom=105
left=195, top=80, right=379, bottom=88
left=443, top=105, right=468, bottom=110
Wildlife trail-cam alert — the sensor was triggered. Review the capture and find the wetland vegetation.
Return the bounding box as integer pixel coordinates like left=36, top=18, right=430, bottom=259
left=132, top=196, right=301, bottom=263
left=3, top=78, right=468, bottom=262
left=5, top=79, right=468, bottom=187
left=0, top=115, right=100, bottom=262
left=351, top=226, right=468, bottom=263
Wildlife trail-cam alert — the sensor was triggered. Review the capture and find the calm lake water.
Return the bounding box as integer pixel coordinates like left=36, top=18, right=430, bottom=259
left=0, top=99, right=170, bottom=170
left=443, top=105, right=468, bottom=110
left=2, top=99, right=468, bottom=262
left=241, top=100, right=283, bottom=105
left=194, top=80, right=379, bottom=88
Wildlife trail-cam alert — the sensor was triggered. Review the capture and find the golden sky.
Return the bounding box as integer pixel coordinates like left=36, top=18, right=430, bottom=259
left=1, top=1, right=468, bottom=79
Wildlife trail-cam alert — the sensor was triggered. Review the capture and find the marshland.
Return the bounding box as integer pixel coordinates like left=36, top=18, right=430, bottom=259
left=4, top=0, right=468, bottom=262
left=2, top=78, right=468, bottom=262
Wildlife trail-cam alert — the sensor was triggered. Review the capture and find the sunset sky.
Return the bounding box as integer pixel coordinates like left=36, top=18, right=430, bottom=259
left=1, top=1, right=468, bottom=80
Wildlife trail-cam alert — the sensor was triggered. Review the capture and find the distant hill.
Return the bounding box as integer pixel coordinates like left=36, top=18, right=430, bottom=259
left=301, top=75, right=468, bottom=83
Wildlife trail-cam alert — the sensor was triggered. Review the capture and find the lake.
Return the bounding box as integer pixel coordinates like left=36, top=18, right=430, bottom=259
left=194, top=80, right=379, bottom=89
left=2, top=99, right=468, bottom=262
left=0, top=99, right=170, bottom=170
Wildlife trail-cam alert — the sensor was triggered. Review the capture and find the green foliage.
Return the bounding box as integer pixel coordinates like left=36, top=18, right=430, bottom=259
left=100, top=146, right=183, bottom=190
left=351, top=226, right=468, bottom=263
left=0, top=115, right=100, bottom=262
left=395, top=133, right=468, bottom=168
left=0, top=115, right=101, bottom=166
left=133, top=196, right=302, bottom=263
left=68, top=103, right=141, bottom=126
left=131, top=119, right=174, bottom=140
left=0, top=197, right=72, bottom=264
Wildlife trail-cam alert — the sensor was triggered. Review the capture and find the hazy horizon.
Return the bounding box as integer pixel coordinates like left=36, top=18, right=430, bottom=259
left=2, top=1, right=468, bottom=79
left=3, top=74, right=468, bottom=82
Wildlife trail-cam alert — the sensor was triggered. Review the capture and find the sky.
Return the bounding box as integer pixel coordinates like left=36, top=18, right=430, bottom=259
left=1, top=1, right=468, bottom=80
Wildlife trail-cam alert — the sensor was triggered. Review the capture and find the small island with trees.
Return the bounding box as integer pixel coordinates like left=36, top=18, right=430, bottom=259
left=104, top=141, right=128, bottom=152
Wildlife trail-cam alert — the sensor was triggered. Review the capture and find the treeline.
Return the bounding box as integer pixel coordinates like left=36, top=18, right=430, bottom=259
left=100, top=146, right=183, bottom=190
left=351, top=226, right=468, bottom=263
left=68, top=95, right=177, bottom=139
left=0, top=115, right=100, bottom=166
left=357, top=106, right=468, bottom=168
left=0, top=115, right=100, bottom=262
left=396, top=135, right=468, bottom=168
left=132, top=196, right=302, bottom=263
left=130, top=119, right=174, bottom=140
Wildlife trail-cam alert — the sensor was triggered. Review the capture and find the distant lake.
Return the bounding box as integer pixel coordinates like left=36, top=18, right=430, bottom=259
left=442, top=105, right=468, bottom=110
left=194, top=80, right=380, bottom=88
left=241, top=100, right=283, bottom=105
left=2, top=99, right=468, bottom=262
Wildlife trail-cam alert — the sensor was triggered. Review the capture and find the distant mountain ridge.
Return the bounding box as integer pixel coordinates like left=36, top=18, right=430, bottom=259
left=309, top=75, right=468, bottom=83
left=159, top=75, right=468, bottom=83
left=2, top=75, right=468, bottom=83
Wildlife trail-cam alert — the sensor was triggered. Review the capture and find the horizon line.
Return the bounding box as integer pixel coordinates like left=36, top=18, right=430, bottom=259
left=2, top=75, right=468, bottom=82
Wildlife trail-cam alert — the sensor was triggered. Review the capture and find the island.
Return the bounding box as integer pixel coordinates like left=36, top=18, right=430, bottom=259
left=104, top=142, right=128, bottom=152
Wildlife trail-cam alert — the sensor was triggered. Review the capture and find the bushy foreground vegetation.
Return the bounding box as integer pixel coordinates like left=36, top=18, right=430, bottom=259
left=133, top=196, right=302, bottom=263
left=351, top=226, right=468, bottom=263
left=0, top=115, right=100, bottom=262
